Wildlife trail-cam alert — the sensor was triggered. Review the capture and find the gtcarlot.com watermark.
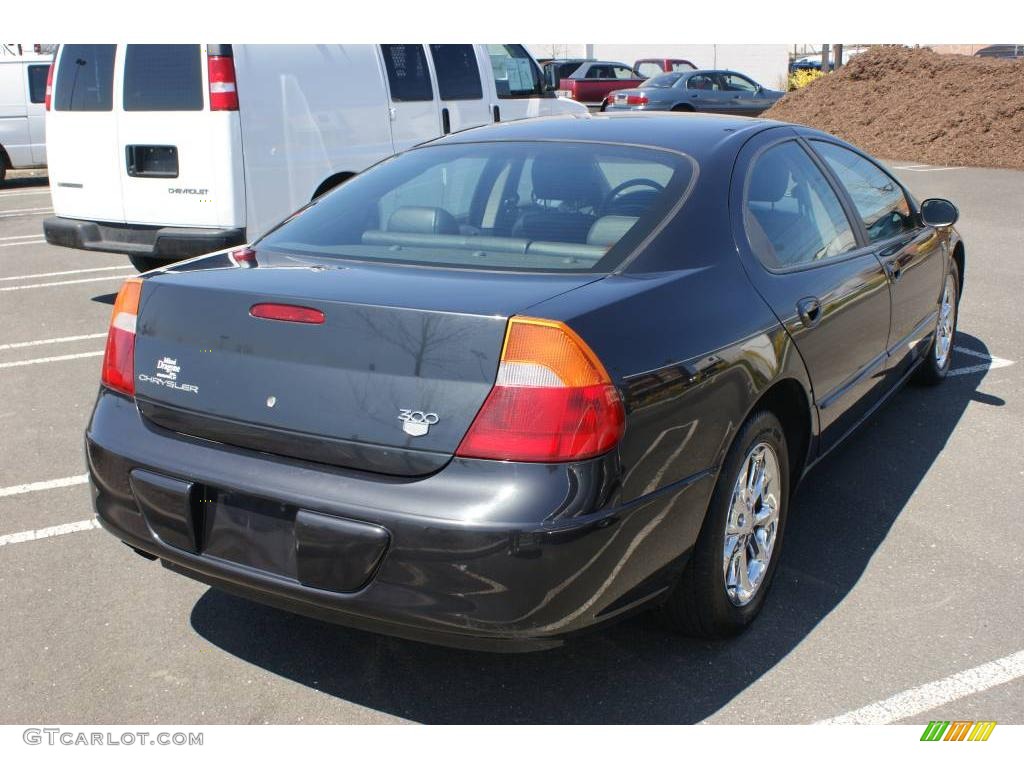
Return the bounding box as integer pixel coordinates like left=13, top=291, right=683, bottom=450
left=23, top=728, right=203, bottom=747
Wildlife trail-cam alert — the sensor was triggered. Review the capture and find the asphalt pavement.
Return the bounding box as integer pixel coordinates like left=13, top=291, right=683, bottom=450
left=0, top=162, right=1021, bottom=724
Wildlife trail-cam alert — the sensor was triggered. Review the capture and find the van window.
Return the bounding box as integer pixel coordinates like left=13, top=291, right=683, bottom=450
left=429, top=45, right=483, bottom=101
left=381, top=44, right=433, bottom=102
left=486, top=45, right=542, bottom=98
left=27, top=64, right=48, bottom=103
left=123, top=45, right=203, bottom=111
left=54, top=44, right=116, bottom=111
left=258, top=141, right=697, bottom=274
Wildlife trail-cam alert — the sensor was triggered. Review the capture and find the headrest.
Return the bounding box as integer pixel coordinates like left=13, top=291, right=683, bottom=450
left=748, top=151, right=791, bottom=203
left=387, top=206, right=459, bottom=235
left=587, top=215, right=639, bottom=247
left=531, top=154, right=603, bottom=204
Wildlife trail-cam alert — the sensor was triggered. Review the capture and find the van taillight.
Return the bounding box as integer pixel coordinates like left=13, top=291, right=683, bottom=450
left=456, top=317, right=625, bottom=463
left=101, top=278, right=143, bottom=397
left=44, top=60, right=55, bottom=110
left=208, top=55, right=238, bottom=111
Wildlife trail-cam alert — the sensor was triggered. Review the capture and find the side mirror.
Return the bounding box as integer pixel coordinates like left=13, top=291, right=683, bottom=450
left=920, top=198, right=959, bottom=227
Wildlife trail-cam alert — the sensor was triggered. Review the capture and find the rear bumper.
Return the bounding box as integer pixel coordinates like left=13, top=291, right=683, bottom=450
left=44, top=216, right=245, bottom=260
left=86, top=390, right=712, bottom=651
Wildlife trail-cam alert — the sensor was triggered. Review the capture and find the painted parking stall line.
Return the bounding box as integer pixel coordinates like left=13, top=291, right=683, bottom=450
left=0, top=351, right=104, bottom=370
left=0, top=206, right=53, bottom=218
left=0, top=474, right=89, bottom=498
left=0, top=519, right=100, bottom=548
left=949, top=346, right=1014, bottom=377
left=0, top=333, right=107, bottom=352
left=0, top=274, right=134, bottom=292
left=0, top=265, right=134, bottom=282
left=0, top=239, right=46, bottom=248
left=816, top=649, right=1024, bottom=724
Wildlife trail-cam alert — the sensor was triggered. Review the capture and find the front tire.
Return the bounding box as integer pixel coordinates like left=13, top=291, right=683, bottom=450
left=914, top=261, right=960, bottom=385
left=662, top=410, right=790, bottom=638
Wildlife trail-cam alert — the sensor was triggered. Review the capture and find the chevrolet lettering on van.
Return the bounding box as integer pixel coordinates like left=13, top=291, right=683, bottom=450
left=137, top=357, right=200, bottom=394
left=167, top=187, right=209, bottom=195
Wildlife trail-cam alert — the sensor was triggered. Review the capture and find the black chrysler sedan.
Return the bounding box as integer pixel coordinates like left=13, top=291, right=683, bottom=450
left=88, top=113, right=964, bottom=651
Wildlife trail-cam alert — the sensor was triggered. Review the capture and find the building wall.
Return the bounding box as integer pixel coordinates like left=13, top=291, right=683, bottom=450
left=528, top=44, right=791, bottom=90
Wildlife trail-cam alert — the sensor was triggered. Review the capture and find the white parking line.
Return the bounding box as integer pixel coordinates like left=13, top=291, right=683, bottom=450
left=0, top=265, right=133, bottom=282
left=815, top=648, right=1024, bottom=724
left=0, top=350, right=104, bottom=369
left=0, top=239, right=45, bottom=248
left=0, top=233, right=46, bottom=241
left=0, top=519, right=100, bottom=548
left=892, top=165, right=962, bottom=172
left=0, top=206, right=53, bottom=218
left=0, top=474, right=89, bottom=498
left=0, top=333, right=107, bottom=351
left=949, top=345, right=1014, bottom=377
left=0, top=188, right=50, bottom=198
left=0, top=274, right=129, bottom=292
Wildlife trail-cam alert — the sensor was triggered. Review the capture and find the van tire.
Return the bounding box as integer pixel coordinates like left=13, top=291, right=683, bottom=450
left=129, top=255, right=170, bottom=273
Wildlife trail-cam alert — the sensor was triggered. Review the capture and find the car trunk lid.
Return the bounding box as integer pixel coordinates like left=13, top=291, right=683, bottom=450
left=133, top=251, right=601, bottom=476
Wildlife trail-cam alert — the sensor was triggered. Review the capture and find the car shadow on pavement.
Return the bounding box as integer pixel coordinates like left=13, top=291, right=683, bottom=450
left=0, top=174, right=49, bottom=191
left=190, top=333, right=1001, bottom=723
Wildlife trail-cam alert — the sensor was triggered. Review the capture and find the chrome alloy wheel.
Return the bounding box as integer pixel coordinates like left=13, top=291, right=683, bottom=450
left=723, top=442, right=781, bottom=606
left=935, top=274, right=957, bottom=369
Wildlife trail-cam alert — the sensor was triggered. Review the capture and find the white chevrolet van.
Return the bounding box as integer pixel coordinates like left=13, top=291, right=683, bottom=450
left=44, top=44, right=586, bottom=271
left=0, top=45, right=52, bottom=181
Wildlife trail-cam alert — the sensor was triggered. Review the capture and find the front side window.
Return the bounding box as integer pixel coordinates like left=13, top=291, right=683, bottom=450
left=27, top=64, right=48, bottom=103
left=381, top=44, right=433, bottom=102
left=487, top=44, right=543, bottom=98
left=812, top=142, right=915, bottom=243
left=54, top=44, right=116, bottom=111
left=258, top=141, right=696, bottom=273
left=722, top=73, right=758, bottom=92
left=636, top=62, right=662, bottom=78
left=429, top=44, right=483, bottom=101
left=744, top=141, right=857, bottom=269
left=123, top=45, right=203, bottom=111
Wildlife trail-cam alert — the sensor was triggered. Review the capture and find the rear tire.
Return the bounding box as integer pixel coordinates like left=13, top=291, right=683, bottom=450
left=914, top=261, right=960, bottom=385
left=129, top=255, right=171, bottom=273
left=672, top=104, right=694, bottom=112
left=662, top=410, right=790, bottom=639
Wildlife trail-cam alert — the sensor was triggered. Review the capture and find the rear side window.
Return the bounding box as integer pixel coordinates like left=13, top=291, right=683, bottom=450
left=54, top=44, right=115, bottom=111
left=27, top=65, right=48, bottom=103
left=123, top=45, right=203, bottom=111
left=257, top=141, right=696, bottom=274
left=636, top=61, right=662, bottom=78
left=486, top=44, right=543, bottom=98
left=744, top=141, right=857, bottom=269
left=812, top=142, right=915, bottom=243
left=381, top=44, right=433, bottom=102
left=429, top=45, right=483, bottom=101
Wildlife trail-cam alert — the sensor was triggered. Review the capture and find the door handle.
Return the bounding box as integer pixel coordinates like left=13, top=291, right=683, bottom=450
left=441, top=107, right=451, bottom=135
left=884, top=259, right=903, bottom=282
left=492, top=105, right=500, bottom=123
left=796, top=297, right=822, bottom=328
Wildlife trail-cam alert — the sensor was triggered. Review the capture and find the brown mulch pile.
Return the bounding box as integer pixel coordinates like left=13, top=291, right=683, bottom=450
left=765, top=46, right=1024, bottom=169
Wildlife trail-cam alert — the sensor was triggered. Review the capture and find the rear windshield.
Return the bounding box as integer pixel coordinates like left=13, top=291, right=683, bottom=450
left=258, top=141, right=696, bottom=273
left=123, top=44, right=203, bottom=111
left=54, top=44, right=116, bottom=111
left=643, top=73, right=684, bottom=88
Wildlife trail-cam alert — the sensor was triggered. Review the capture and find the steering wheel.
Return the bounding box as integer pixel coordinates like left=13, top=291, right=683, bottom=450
left=600, top=178, right=665, bottom=215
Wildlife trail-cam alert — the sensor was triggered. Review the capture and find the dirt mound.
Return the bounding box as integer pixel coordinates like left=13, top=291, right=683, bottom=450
left=765, top=46, right=1024, bottom=169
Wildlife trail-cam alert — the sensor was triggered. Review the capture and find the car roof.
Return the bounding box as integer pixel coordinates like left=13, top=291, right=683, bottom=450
left=429, top=112, right=783, bottom=160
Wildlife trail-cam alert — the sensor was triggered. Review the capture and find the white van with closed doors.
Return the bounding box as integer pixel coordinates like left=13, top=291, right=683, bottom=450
left=44, top=44, right=586, bottom=271
left=0, top=45, right=52, bottom=182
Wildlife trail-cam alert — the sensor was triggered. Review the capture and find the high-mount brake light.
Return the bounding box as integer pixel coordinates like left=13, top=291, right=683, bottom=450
left=101, top=278, right=143, bottom=396
left=250, top=303, right=325, bottom=324
left=456, top=317, right=625, bottom=463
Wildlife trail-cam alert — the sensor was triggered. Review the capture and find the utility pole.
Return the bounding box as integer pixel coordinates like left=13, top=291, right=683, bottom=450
left=821, top=44, right=831, bottom=73
left=834, top=43, right=844, bottom=68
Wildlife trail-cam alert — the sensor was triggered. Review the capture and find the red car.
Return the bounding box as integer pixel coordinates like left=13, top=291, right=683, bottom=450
left=557, top=60, right=645, bottom=109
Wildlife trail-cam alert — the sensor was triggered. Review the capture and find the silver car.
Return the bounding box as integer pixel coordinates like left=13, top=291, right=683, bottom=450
left=605, top=69, right=784, bottom=116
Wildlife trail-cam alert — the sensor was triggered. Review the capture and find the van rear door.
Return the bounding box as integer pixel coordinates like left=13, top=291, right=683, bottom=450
left=116, top=44, right=244, bottom=231
left=46, top=44, right=125, bottom=223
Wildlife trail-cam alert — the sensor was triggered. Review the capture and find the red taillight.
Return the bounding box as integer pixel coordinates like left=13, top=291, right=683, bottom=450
left=250, top=303, right=325, bottom=324
left=456, top=317, right=625, bottom=463
left=101, top=278, right=143, bottom=396
left=44, top=60, right=55, bottom=111
left=626, top=94, right=648, bottom=106
left=207, top=55, right=238, bottom=111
